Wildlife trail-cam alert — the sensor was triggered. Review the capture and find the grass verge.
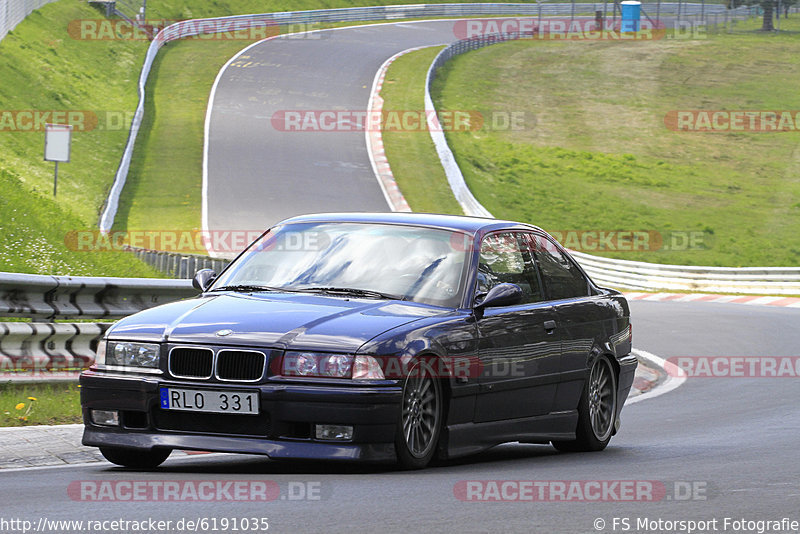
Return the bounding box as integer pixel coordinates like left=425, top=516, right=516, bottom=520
left=0, top=168, right=159, bottom=275
left=380, top=46, right=463, bottom=215
left=0, top=1, right=160, bottom=276
left=0, top=382, right=81, bottom=427
left=114, top=39, right=257, bottom=236
left=420, top=17, right=800, bottom=266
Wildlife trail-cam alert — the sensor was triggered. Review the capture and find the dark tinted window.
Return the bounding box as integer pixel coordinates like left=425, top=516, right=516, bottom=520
left=477, top=233, right=543, bottom=304
left=529, top=234, right=590, bottom=300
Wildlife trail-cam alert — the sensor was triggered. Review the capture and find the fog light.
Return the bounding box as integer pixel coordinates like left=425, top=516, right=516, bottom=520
left=91, top=409, right=120, bottom=427
left=315, top=424, right=353, bottom=441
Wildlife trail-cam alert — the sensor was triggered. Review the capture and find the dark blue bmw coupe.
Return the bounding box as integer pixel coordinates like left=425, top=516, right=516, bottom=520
left=80, top=213, right=635, bottom=469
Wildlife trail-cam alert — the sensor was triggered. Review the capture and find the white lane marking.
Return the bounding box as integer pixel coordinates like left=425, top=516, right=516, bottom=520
left=626, top=349, right=687, bottom=405
left=674, top=293, right=710, bottom=301
left=743, top=296, right=782, bottom=306
left=0, top=461, right=103, bottom=473
left=0, top=452, right=232, bottom=473
left=0, top=423, right=84, bottom=433
left=706, top=295, right=741, bottom=303
left=626, top=292, right=800, bottom=307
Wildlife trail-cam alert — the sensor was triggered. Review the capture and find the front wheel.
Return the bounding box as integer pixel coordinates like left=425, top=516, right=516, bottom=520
left=100, top=446, right=171, bottom=468
left=553, top=355, right=617, bottom=452
left=395, top=360, right=442, bottom=469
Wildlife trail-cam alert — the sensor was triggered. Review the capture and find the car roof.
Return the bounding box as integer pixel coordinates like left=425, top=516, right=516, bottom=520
left=276, top=212, right=544, bottom=235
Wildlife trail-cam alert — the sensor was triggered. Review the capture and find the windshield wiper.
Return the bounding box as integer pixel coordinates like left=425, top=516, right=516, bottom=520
left=293, top=286, right=404, bottom=300
left=210, top=284, right=290, bottom=293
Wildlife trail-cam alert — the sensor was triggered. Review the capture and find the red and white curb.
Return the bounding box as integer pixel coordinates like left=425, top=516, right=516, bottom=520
left=625, top=292, right=800, bottom=308
left=366, top=46, right=434, bottom=213
left=627, top=349, right=686, bottom=405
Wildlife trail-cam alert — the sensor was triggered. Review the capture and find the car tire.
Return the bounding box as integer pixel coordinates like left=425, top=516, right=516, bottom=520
left=552, top=355, right=617, bottom=453
left=100, top=446, right=171, bottom=468
left=395, top=359, right=443, bottom=469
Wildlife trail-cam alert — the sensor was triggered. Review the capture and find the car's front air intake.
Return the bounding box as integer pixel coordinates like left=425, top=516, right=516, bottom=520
left=216, top=350, right=266, bottom=381
left=169, top=347, right=214, bottom=379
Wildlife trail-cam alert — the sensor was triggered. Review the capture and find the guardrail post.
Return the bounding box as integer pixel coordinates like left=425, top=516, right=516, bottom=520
left=168, top=255, right=177, bottom=278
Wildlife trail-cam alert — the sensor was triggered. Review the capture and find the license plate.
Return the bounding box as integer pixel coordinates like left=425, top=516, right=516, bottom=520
left=159, top=388, right=259, bottom=415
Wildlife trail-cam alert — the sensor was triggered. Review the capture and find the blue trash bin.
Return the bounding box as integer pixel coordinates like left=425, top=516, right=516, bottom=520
left=620, top=0, right=641, bottom=32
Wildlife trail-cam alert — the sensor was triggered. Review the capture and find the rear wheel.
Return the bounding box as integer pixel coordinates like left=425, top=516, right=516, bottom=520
left=395, top=360, right=442, bottom=469
left=100, top=446, right=171, bottom=468
left=553, top=356, right=617, bottom=452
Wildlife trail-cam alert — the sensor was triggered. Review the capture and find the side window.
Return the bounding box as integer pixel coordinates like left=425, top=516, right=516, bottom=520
left=477, top=233, right=543, bottom=304
left=529, top=234, right=590, bottom=300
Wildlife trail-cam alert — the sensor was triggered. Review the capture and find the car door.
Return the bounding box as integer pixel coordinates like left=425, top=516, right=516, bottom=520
left=528, top=232, right=601, bottom=412
left=473, top=232, right=561, bottom=423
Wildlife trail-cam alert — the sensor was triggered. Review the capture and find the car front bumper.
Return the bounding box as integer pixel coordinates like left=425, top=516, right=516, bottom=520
left=80, top=370, right=402, bottom=463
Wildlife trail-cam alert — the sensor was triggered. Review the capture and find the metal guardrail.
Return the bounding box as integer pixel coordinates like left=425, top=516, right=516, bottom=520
left=0, top=0, right=59, bottom=43
left=125, top=247, right=230, bottom=278
left=0, top=271, right=197, bottom=320
left=0, top=322, right=110, bottom=378
left=423, top=31, right=800, bottom=296
left=98, top=1, right=751, bottom=232
left=113, top=0, right=145, bottom=22
left=570, top=251, right=800, bottom=294
left=0, top=272, right=198, bottom=375
left=425, top=34, right=515, bottom=219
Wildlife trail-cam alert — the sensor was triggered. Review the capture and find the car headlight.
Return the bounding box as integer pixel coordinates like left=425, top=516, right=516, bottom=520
left=282, top=352, right=385, bottom=379
left=102, top=341, right=161, bottom=369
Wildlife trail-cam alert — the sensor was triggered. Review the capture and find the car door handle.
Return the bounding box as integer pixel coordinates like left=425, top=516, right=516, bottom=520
left=543, top=320, right=557, bottom=333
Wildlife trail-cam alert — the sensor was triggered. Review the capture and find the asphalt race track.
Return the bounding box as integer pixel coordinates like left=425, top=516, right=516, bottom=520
left=1, top=301, right=797, bottom=533
left=205, top=21, right=460, bottom=233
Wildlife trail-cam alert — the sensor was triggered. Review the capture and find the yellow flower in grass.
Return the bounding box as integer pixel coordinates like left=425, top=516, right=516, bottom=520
left=15, top=403, right=25, bottom=410
left=27, top=397, right=37, bottom=401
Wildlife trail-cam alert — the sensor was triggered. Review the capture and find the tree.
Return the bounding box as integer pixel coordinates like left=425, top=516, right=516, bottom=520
left=761, top=0, right=775, bottom=30
left=781, top=0, right=798, bottom=17
left=729, top=0, right=795, bottom=29
left=759, top=0, right=798, bottom=28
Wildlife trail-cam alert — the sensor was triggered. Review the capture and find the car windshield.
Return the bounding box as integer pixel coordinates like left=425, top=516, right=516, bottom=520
left=211, top=222, right=471, bottom=308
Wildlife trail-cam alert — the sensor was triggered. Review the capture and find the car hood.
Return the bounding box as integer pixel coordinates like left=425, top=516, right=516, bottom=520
left=107, top=292, right=451, bottom=352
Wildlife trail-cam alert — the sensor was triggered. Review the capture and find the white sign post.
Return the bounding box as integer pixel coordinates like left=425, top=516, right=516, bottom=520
left=44, top=124, right=72, bottom=196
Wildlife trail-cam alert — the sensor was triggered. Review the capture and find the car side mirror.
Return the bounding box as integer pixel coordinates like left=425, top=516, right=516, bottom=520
left=474, top=283, right=523, bottom=309
left=192, top=269, right=217, bottom=292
